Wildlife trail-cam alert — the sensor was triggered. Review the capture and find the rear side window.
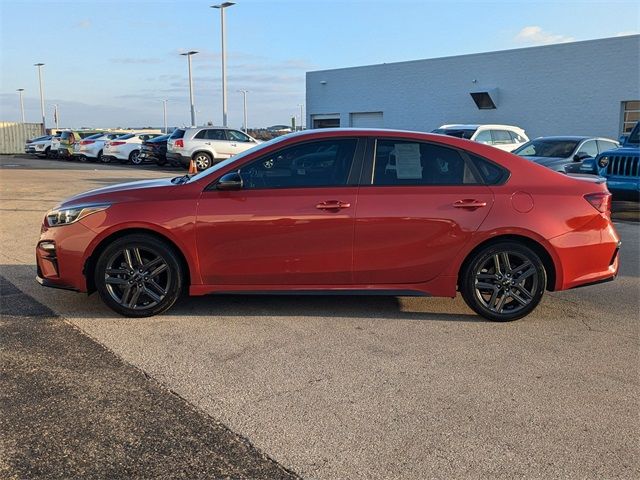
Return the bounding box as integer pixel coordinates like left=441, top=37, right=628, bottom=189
left=373, top=140, right=480, bottom=186
left=491, top=130, right=513, bottom=144
left=170, top=129, right=185, bottom=139
left=227, top=130, right=252, bottom=142
left=467, top=153, right=509, bottom=185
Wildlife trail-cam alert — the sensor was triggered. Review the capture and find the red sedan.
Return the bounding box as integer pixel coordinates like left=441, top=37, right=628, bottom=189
left=36, top=129, right=620, bottom=321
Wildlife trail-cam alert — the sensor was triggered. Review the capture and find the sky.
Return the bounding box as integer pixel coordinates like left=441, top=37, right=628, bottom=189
left=1, top=0, right=638, bottom=129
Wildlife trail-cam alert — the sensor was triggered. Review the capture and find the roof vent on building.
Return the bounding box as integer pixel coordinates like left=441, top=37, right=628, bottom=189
left=470, top=88, right=498, bottom=109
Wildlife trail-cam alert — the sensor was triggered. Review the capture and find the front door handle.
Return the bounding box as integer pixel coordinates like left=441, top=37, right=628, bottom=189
left=316, top=200, right=351, bottom=210
left=453, top=199, right=487, bottom=209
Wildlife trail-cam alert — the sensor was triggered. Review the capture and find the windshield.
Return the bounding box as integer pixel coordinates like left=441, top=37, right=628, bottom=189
left=513, top=139, right=580, bottom=158
left=188, top=134, right=290, bottom=182
left=432, top=128, right=477, bottom=140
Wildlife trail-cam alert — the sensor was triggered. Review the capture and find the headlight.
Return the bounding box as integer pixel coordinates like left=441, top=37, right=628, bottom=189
left=598, top=156, right=609, bottom=168
left=46, top=203, right=110, bottom=227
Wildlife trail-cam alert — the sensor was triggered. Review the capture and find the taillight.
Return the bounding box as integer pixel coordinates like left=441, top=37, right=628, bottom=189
left=80, top=140, right=95, bottom=145
left=175, top=139, right=184, bottom=148
left=110, top=141, right=126, bottom=146
left=584, top=192, right=611, bottom=214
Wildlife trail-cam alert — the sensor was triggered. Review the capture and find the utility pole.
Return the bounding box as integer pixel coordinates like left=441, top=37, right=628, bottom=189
left=180, top=51, right=198, bottom=127
left=34, top=63, right=46, bottom=133
left=162, top=100, right=168, bottom=133
left=16, top=89, right=25, bottom=123
left=298, top=103, right=304, bottom=130
left=53, top=104, right=59, bottom=130
left=238, top=90, right=248, bottom=131
left=211, top=2, right=235, bottom=127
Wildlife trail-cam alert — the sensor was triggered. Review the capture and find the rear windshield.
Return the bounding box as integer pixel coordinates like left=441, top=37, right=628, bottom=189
left=148, top=135, right=169, bottom=142
left=170, top=128, right=185, bottom=139
left=84, top=133, right=104, bottom=140
left=117, top=133, right=135, bottom=140
left=433, top=128, right=477, bottom=140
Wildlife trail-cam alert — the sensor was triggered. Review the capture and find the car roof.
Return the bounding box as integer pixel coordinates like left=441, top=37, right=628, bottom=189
left=531, top=136, right=618, bottom=142
left=438, top=124, right=525, bottom=131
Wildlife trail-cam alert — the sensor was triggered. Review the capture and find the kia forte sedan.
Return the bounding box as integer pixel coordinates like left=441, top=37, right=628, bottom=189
left=36, top=129, right=620, bottom=321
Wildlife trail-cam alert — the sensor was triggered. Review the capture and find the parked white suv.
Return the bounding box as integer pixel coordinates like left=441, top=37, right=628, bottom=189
left=433, top=124, right=529, bottom=152
left=102, top=132, right=162, bottom=164
left=167, top=126, right=260, bottom=170
left=30, top=135, right=53, bottom=158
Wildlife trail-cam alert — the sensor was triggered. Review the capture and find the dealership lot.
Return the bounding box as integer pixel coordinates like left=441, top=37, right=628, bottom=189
left=1, top=155, right=638, bottom=478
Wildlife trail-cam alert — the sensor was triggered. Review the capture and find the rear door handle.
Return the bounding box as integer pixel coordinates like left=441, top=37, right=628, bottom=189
left=316, top=200, right=351, bottom=210
left=453, top=199, right=487, bottom=209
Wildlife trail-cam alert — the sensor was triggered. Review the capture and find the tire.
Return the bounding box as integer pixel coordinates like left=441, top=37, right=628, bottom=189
left=94, top=234, right=183, bottom=317
left=460, top=241, right=546, bottom=322
left=193, top=152, right=212, bottom=171
left=129, top=150, right=142, bottom=165
left=96, top=150, right=103, bottom=163
left=156, top=158, right=167, bottom=167
left=44, top=147, right=51, bottom=158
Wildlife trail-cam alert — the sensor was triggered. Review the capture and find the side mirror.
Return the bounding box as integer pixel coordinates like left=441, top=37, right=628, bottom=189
left=573, top=153, right=591, bottom=162
left=216, top=171, right=243, bottom=190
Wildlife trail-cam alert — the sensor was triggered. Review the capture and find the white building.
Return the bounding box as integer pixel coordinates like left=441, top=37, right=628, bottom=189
left=306, top=35, right=640, bottom=139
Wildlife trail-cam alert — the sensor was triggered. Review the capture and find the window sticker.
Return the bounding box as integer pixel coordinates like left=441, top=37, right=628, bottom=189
left=394, top=143, right=422, bottom=179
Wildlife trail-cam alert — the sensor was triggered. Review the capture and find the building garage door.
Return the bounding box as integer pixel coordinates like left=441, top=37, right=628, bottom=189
left=350, top=112, right=383, bottom=128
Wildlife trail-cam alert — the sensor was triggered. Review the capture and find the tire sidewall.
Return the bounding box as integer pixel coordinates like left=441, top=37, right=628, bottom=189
left=193, top=152, right=212, bottom=171
left=461, top=242, right=546, bottom=322
left=129, top=150, right=141, bottom=165
left=94, top=235, right=183, bottom=317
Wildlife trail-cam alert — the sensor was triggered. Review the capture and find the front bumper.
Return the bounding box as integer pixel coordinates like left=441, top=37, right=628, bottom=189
left=35, top=220, right=97, bottom=293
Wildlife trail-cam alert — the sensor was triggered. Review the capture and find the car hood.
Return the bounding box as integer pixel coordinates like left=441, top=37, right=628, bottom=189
left=58, top=178, right=176, bottom=208
left=604, top=146, right=639, bottom=155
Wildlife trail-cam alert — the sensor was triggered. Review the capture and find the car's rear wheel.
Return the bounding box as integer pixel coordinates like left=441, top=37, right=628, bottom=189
left=94, top=234, right=183, bottom=317
left=193, top=152, right=212, bottom=171
left=156, top=158, right=167, bottom=166
left=44, top=146, right=51, bottom=158
left=460, top=241, right=546, bottom=322
left=129, top=150, right=141, bottom=165
left=96, top=150, right=103, bottom=162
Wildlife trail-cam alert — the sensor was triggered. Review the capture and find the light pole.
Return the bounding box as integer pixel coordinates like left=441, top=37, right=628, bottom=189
left=34, top=63, right=46, bottom=133
left=298, top=103, right=304, bottom=130
left=162, top=100, right=168, bottom=133
left=16, top=89, right=25, bottom=123
left=180, top=51, right=198, bottom=127
left=211, top=2, right=235, bottom=127
left=238, top=89, right=248, bottom=131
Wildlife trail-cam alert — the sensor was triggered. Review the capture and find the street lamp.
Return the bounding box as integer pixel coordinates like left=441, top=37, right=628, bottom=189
left=180, top=51, right=198, bottom=127
left=162, top=100, right=168, bottom=133
left=53, top=104, right=59, bottom=130
left=34, top=63, right=45, bottom=133
left=298, top=103, right=304, bottom=131
left=211, top=2, right=235, bottom=127
left=16, top=89, right=25, bottom=123
left=238, top=89, right=248, bottom=132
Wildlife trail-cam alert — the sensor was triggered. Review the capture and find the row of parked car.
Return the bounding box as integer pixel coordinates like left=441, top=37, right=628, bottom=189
left=24, top=122, right=639, bottom=197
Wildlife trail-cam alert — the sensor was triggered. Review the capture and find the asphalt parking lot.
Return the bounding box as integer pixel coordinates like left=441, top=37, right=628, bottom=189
left=1, top=154, right=639, bottom=479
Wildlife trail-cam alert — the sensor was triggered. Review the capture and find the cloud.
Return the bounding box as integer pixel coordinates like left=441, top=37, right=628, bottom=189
left=109, top=57, right=164, bottom=65
left=514, top=26, right=575, bottom=45
left=616, top=30, right=639, bottom=37
left=74, top=19, right=91, bottom=29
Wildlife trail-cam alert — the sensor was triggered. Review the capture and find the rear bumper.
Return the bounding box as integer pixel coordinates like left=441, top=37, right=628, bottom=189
left=550, top=215, right=620, bottom=290
left=167, top=152, right=190, bottom=166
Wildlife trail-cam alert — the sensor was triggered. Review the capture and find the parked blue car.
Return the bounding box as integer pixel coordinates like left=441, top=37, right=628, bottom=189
left=593, top=122, right=639, bottom=199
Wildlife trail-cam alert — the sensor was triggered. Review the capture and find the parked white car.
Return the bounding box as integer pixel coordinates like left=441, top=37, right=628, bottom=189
left=72, top=132, right=127, bottom=162
left=50, top=132, right=63, bottom=157
left=29, top=135, right=53, bottom=157
left=166, top=126, right=260, bottom=170
left=433, top=124, right=529, bottom=152
left=101, top=132, right=162, bottom=164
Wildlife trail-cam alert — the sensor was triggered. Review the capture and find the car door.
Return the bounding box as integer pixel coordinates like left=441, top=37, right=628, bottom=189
left=196, top=137, right=364, bottom=286
left=206, top=129, right=234, bottom=159
left=353, top=138, right=495, bottom=284
left=226, top=129, right=255, bottom=155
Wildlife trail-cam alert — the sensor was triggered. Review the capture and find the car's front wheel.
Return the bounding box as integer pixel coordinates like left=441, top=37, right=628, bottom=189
left=460, top=241, right=546, bottom=322
left=94, top=234, right=183, bottom=317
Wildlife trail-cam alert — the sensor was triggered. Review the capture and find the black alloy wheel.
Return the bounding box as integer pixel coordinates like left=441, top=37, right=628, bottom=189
left=95, top=235, right=183, bottom=317
left=460, top=241, right=546, bottom=321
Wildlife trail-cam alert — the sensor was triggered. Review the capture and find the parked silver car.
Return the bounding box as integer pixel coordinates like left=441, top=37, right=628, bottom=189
left=166, top=126, right=260, bottom=170
left=512, top=136, right=619, bottom=173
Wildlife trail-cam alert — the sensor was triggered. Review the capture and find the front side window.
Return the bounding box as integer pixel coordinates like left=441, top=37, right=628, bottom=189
left=597, top=140, right=618, bottom=152
left=373, top=140, right=479, bottom=186
left=228, top=130, right=252, bottom=142
left=510, top=131, right=526, bottom=143
left=577, top=140, right=598, bottom=158
left=239, top=139, right=357, bottom=189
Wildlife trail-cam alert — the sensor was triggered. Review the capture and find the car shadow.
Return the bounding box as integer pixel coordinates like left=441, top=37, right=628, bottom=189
left=2, top=264, right=482, bottom=323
